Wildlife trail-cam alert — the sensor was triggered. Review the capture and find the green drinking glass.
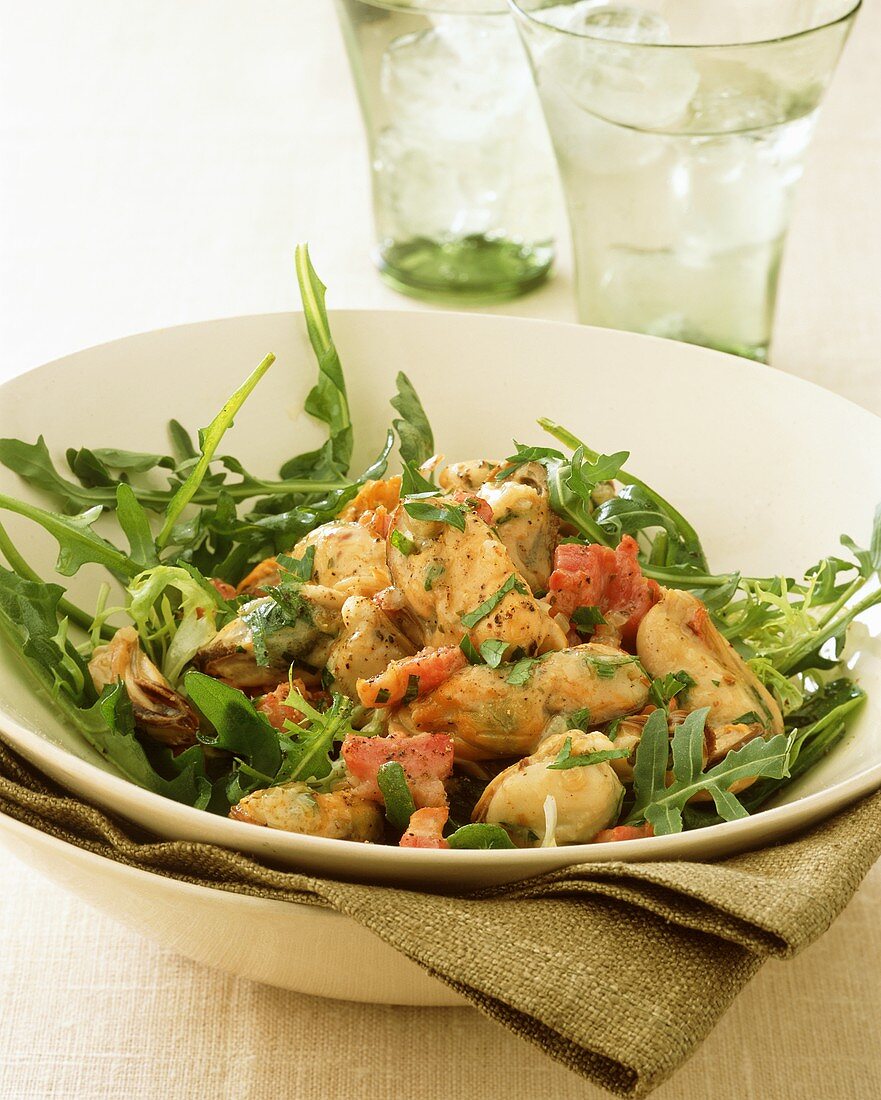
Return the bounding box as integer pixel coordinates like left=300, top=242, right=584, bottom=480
left=335, top=0, right=558, bottom=303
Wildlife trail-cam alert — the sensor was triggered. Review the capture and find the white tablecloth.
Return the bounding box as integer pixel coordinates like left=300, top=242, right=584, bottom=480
left=1, top=3, right=880, bottom=1097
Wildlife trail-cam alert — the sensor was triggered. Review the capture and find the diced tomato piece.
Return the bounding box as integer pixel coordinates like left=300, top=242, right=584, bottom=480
left=453, top=491, right=494, bottom=526
left=592, top=823, right=655, bottom=843
left=548, top=535, right=660, bottom=650
left=400, top=806, right=450, bottom=849
left=357, top=646, right=467, bottom=709
left=210, top=577, right=237, bottom=600
left=256, top=680, right=310, bottom=731
left=342, top=731, right=453, bottom=808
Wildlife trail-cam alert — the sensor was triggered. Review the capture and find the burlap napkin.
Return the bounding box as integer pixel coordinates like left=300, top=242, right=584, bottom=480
left=2, top=738, right=880, bottom=1097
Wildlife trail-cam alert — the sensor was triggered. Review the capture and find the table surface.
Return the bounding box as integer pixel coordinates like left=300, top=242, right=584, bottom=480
left=1, top=3, right=880, bottom=1097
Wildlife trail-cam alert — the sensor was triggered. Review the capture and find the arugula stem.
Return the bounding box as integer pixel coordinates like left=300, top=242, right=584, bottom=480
left=813, top=576, right=865, bottom=632
left=539, top=417, right=708, bottom=570
left=0, top=517, right=111, bottom=636
left=156, top=353, right=276, bottom=549
left=0, top=492, right=140, bottom=578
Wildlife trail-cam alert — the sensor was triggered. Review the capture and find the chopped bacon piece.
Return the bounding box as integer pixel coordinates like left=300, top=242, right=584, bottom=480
left=357, top=646, right=467, bottom=709
left=548, top=535, right=661, bottom=650
left=452, top=491, right=494, bottom=526
left=210, top=577, right=237, bottom=600
left=256, top=679, right=310, bottom=731
left=400, top=806, right=450, bottom=849
left=592, top=823, right=655, bottom=844
left=342, top=731, right=453, bottom=808
left=359, top=505, right=394, bottom=539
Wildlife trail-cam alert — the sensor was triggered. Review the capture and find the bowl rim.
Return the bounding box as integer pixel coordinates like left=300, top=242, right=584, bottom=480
left=1, top=307, right=880, bottom=872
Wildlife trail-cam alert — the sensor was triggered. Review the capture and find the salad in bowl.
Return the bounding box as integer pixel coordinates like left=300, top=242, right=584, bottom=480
left=0, top=247, right=877, bottom=853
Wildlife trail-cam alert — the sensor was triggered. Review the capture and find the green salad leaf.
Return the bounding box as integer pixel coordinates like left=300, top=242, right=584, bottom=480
left=294, top=244, right=353, bottom=474
left=377, top=760, right=416, bottom=831
left=628, top=707, right=791, bottom=834
left=547, top=737, right=630, bottom=770
left=446, top=823, right=517, bottom=850
left=156, top=353, right=276, bottom=549
left=461, top=574, right=529, bottom=629
left=391, top=371, right=434, bottom=466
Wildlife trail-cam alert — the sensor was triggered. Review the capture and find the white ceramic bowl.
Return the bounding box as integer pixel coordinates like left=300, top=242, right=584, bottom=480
left=1, top=311, right=880, bottom=892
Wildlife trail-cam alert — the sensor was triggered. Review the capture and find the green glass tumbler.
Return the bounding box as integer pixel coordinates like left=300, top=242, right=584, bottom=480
left=509, top=0, right=860, bottom=361
left=335, top=0, right=558, bottom=303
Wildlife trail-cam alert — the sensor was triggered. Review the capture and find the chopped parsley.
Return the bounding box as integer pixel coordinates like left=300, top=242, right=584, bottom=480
left=649, top=670, right=696, bottom=708
left=506, top=656, right=538, bottom=685
left=390, top=528, right=416, bottom=556
left=571, top=605, right=607, bottom=634
left=585, top=653, right=642, bottom=680
left=403, top=499, right=467, bottom=531
left=568, top=706, right=592, bottom=731
left=459, top=636, right=509, bottom=669
left=461, top=574, right=529, bottom=629
left=276, top=545, right=315, bottom=583
left=547, top=736, right=630, bottom=771
left=401, top=674, right=420, bottom=705
left=424, top=563, right=445, bottom=591
left=732, top=710, right=763, bottom=726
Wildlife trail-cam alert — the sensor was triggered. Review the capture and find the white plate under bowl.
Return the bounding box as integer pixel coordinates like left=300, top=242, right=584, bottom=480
left=1, top=311, right=880, bottom=891
left=0, top=809, right=464, bottom=1006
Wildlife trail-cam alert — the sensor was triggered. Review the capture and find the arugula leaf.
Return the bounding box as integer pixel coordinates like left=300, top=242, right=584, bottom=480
left=0, top=436, right=113, bottom=513
left=0, top=492, right=139, bottom=578
left=0, top=565, right=93, bottom=702
left=277, top=689, right=357, bottom=788
left=539, top=418, right=709, bottom=572
left=628, top=707, right=790, bottom=834
left=401, top=460, right=438, bottom=497
left=66, top=445, right=175, bottom=490
left=0, top=519, right=107, bottom=635
left=547, top=736, right=630, bottom=770
left=89, top=684, right=212, bottom=808
left=403, top=498, right=467, bottom=531
left=446, top=823, right=517, bottom=850
left=461, top=574, right=529, bottom=629
left=185, top=670, right=282, bottom=782
left=377, top=760, right=417, bottom=831
left=115, top=483, right=158, bottom=567
left=168, top=419, right=198, bottom=462
left=156, top=353, right=276, bottom=549
left=295, top=244, right=353, bottom=474
left=241, top=432, right=393, bottom=555
left=391, top=372, right=434, bottom=466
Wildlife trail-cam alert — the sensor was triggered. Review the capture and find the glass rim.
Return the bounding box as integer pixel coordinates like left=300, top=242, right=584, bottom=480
left=507, top=0, right=862, bottom=50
